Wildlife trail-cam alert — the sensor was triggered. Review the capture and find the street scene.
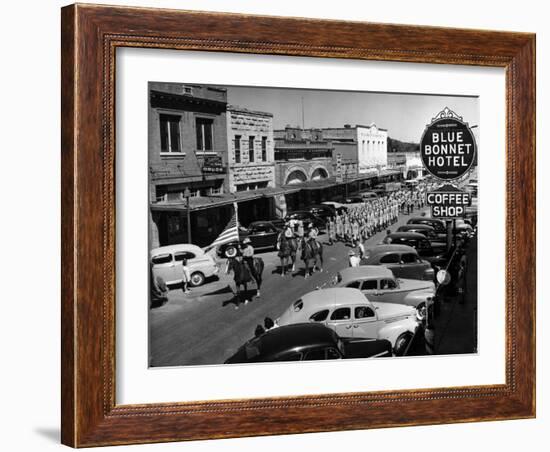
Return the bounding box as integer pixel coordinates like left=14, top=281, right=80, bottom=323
left=148, top=83, right=479, bottom=367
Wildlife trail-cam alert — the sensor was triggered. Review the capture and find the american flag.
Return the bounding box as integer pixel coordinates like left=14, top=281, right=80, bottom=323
left=205, top=203, right=239, bottom=250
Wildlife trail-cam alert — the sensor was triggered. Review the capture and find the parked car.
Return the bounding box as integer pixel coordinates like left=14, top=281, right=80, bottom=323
left=397, top=223, right=439, bottom=241
left=285, top=211, right=325, bottom=230
left=407, top=217, right=447, bottom=235
left=218, top=220, right=281, bottom=258
left=307, top=204, right=337, bottom=220
left=224, top=323, right=392, bottom=363
left=150, top=244, right=219, bottom=287
left=361, top=244, right=435, bottom=281
left=275, top=288, right=420, bottom=356
left=343, top=196, right=364, bottom=204
left=382, top=232, right=449, bottom=265
left=360, top=191, right=379, bottom=201
left=321, top=201, right=348, bottom=214
left=334, top=266, right=435, bottom=318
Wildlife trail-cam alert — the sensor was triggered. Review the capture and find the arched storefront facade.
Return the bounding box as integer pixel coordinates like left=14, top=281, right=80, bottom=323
left=285, top=168, right=308, bottom=185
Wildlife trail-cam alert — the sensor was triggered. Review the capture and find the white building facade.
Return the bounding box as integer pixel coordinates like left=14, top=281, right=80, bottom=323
left=356, top=123, right=388, bottom=174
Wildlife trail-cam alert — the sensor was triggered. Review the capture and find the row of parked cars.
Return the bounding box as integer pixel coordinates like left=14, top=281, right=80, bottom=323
left=226, top=205, right=481, bottom=365
left=225, top=216, right=460, bottom=363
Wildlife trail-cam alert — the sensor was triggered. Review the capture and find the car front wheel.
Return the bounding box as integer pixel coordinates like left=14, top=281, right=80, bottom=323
left=189, top=272, right=205, bottom=287
left=394, top=332, right=413, bottom=356
left=224, top=245, right=238, bottom=258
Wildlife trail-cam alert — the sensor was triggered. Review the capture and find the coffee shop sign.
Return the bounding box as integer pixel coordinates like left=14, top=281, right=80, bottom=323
left=427, top=184, right=471, bottom=218
left=420, top=107, right=477, bottom=181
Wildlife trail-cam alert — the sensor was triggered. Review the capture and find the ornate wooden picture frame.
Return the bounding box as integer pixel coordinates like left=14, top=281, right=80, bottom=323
left=61, top=3, right=535, bottom=447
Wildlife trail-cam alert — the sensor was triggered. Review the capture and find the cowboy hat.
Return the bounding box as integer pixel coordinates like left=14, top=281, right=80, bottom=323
left=242, top=238, right=251, bottom=244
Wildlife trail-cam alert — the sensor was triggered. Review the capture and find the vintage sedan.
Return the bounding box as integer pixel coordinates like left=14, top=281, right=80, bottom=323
left=407, top=217, right=447, bottom=236
left=307, top=204, right=336, bottom=221
left=334, top=266, right=435, bottom=318
left=150, top=244, right=219, bottom=287
left=361, top=244, right=435, bottom=281
left=397, top=223, right=439, bottom=241
left=382, top=232, right=449, bottom=265
left=276, top=288, right=420, bottom=356
left=224, top=323, right=392, bottom=363
left=218, top=220, right=281, bottom=258
left=285, top=210, right=325, bottom=230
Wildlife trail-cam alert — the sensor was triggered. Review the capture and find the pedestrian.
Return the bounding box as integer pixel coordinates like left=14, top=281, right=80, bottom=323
left=357, top=240, right=365, bottom=260
left=308, top=222, right=318, bottom=239
left=296, top=220, right=305, bottom=240
left=351, top=219, right=359, bottom=247
left=348, top=250, right=360, bottom=267
left=326, top=217, right=335, bottom=245
left=181, top=258, right=191, bottom=294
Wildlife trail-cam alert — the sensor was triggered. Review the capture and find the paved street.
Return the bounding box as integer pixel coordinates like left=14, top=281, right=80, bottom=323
left=150, top=205, right=437, bottom=366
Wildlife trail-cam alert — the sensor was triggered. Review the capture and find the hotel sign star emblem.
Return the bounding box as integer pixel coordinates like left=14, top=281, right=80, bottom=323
left=420, top=107, right=477, bottom=180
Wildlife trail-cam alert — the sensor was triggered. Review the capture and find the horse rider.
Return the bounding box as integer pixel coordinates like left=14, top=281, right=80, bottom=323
left=307, top=222, right=318, bottom=239
left=241, top=238, right=255, bottom=272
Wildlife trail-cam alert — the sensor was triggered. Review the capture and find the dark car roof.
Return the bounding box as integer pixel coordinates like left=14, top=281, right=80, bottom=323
left=387, top=232, right=428, bottom=240
left=408, top=217, right=445, bottom=224
left=225, top=323, right=337, bottom=363
left=248, top=221, right=279, bottom=229
left=366, top=244, right=418, bottom=254
left=286, top=210, right=314, bottom=216
left=398, top=224, right=435, bottom=232
left=310, top=204, right=334, bottom=210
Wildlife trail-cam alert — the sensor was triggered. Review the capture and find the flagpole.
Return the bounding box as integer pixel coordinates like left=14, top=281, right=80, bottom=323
left=233, top=202, right=239, bottom=241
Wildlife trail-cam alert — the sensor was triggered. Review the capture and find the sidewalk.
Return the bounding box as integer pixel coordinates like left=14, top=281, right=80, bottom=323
left=432, top=236, right=478, bottom=355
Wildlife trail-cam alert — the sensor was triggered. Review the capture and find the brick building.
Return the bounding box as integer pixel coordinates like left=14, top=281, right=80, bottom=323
left=148, top=83, right=230, bottom=247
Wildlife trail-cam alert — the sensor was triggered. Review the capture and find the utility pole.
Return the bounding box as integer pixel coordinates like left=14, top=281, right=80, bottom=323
left=301, top=96, right=305, bottom=129
left=184, top=187, right=192, bottom=244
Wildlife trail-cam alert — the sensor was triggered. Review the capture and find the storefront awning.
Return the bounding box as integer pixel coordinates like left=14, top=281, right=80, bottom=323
left=150, top=186, right=299, bottom=212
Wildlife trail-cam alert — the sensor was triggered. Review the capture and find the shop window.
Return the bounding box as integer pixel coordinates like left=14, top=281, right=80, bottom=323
left=159, top=114, right=181, bottom=153
left=249, top=136, right=255, bottom=162
left=234, top=135, right=241, bottom=163
left=196, top=117, right=213, bottom=151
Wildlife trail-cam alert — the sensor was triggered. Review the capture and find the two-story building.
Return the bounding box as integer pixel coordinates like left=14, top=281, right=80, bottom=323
left=148, top=83, right=230, bottom=247
left=225, top=106, right=285, bottom=224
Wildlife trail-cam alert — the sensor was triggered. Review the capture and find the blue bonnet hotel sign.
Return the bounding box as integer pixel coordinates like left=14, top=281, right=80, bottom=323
left=420, top=107, right=477, bottom=181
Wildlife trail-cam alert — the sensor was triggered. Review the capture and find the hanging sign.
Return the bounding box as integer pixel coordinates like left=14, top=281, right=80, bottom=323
left=427, top=184, right=471, bottom=218
left=420, top=107, right=477, bottom=180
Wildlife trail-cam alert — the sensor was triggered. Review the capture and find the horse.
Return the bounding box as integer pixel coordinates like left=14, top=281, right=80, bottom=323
left=301, top=238, right=324, bottom=278
left=225, top=257, right=265, bottom=304
left=277, top=233, right=298, bottom=276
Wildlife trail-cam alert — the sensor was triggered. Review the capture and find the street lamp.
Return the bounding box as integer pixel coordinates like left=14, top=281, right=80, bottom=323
left=184, top=187, right=192, bottom=244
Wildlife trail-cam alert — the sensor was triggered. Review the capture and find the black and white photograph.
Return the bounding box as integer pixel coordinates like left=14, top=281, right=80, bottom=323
left=148, top=82, right=479, bottom=367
